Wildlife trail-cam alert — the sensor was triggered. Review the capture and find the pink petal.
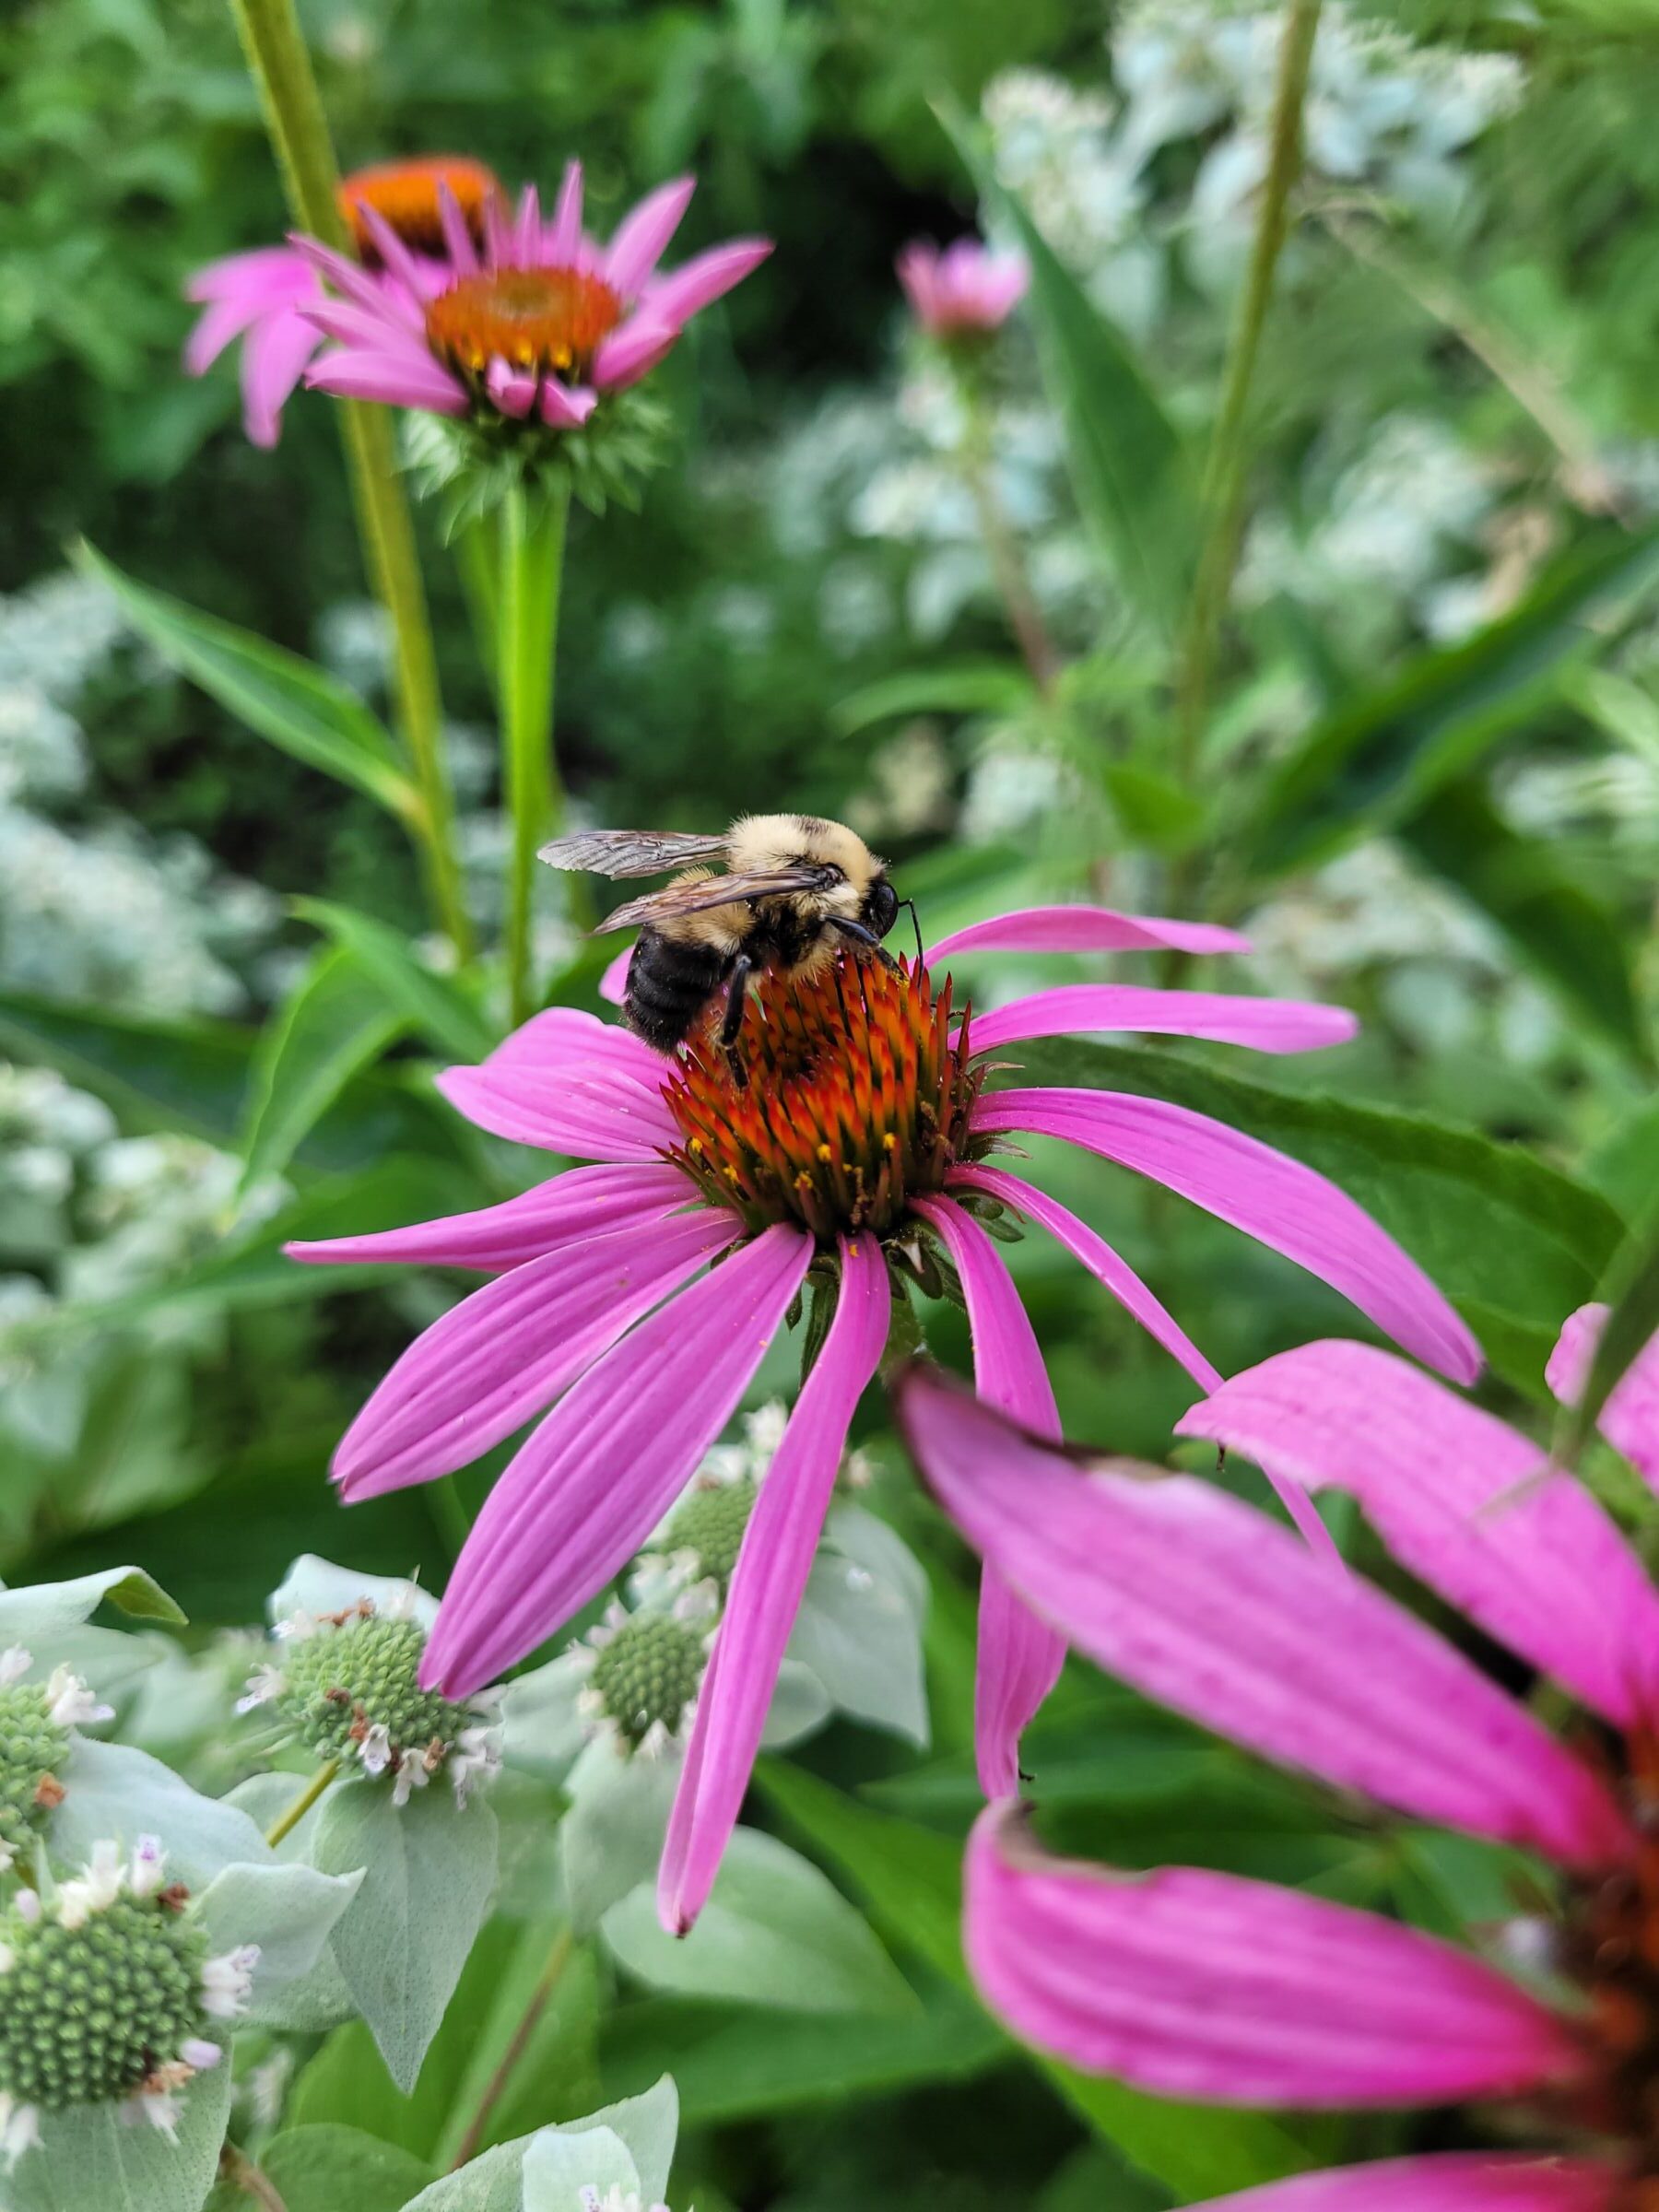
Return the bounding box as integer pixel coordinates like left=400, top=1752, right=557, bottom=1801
left=605, top=176, right=696, bottom=297
left=927, top=905, right=1251, bottom=964
left=895, top=1368, right=1633, bottom=1869
left=949, top=1163, right=1219, bottom=1393
left=1549, top=1301, right=1659, bottom=1488
left=185, top=295, right=265, bottom=377
left=435, top=1018, right=678, bottom=1159
left=965, top=1804, right=1584, bottom=2107
left=975, top=1088, right=1481, bottom=1385
left=355, top=203, right=430, bottom=304
left=437, top=182, right=478, bottom=274
left=487, top=359, right=537, bottom=418
left=289, top=235, right=424, bottom=329
left=548, top=160, right=584, bottom=263
left=1188, top=2158, right=1618, bottom=2212
left=239, top=308, right=324, bottom=446
left=599, top=945, right=633, bottom=1006
left=420, top=1223, right=812, bottom=1696
left=1178, top=1340, right=1659, bottom=1732
left=965, top=985, right=1357, bottom=1056
left=895, top=241, right=941, bottom=324
left=484, top=191, right=513, bottom=269
left=642, top=239, right=773, bottom=328
left=539, top=380, right=598, bottom=429
left=514, top=183, right=542, bottom=263
left=300, top=299, right=438, bottom=359
left=285, top=1161, right=693, bottom=1272
left=186, top=244, right=315, bottom=307
left=592, top=317, right=679, bottom=393
left=910, top=1196, right=1065, bottom=1798
left=658, top=1236, right=889, bottom=1933
left=305, top=349, right=469, bottom=414
left=333, top=1210, right=737, bottom=1498
left=491, top=1004, right=666, bottom=1086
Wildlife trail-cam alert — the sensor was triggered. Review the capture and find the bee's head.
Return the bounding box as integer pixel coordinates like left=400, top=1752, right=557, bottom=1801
left=862, top=875, right=900, bottom=941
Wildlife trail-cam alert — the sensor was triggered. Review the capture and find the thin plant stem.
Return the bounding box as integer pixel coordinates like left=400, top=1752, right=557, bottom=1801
left=499, top=478, right=571, bottom=1028
left=264, top=1759, right=340, bottom=1847
left=959, top=381, right=1060, bottom=695
left=226, top=0, right=472, bottom=962
left=1171, top=0, right=1323, bottom=785
left=447, top=1926, right=575, bottom=2170
left=455, top=517, right=501, bottom=704
left=221, top=2146, right=288, bottom=2212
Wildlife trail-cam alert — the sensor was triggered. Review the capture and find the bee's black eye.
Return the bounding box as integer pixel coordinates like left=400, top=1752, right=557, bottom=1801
left=865, top=878, right=899, bottom=938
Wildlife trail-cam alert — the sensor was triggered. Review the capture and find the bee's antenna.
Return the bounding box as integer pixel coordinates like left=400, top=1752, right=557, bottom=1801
left=898, top=898, right=924, bottom=964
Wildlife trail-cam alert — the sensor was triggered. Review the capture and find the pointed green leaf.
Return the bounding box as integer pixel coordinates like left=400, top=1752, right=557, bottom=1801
left=831, top=660, right=1033, bottom=735
left=260, top=2126, right=436, bottom=2212
left=295, top=899, right=497, bottom=1061
left=0, top=1566, right=183, bottom=1640
left=4, top=2064, right=231, bottom=2212
left=241, top=946, right=409, bottom=1194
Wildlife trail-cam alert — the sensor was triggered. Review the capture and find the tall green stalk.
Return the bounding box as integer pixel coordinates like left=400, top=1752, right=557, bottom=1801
left=498, top=480, right=571, bottom=1028
left=1172, top=0, right=1324, bottom=783
left=226, top=0, right=472, bottom=962
left=959, top=379, right=1060, bottom=696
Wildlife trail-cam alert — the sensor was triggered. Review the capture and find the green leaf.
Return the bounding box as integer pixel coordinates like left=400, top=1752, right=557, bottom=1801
left=940, top=105, right=1196, bottom=633
left=1102, top=762, right=1209, bottom=855
left=1401, top=774, right=1650, bottom=1066
left=196, top=1859, right=365, bottom=2019
left=1555, top=1223, right=1659, bottom=1467
left=78, top=541, right=420, bottom=822
left=241, top=946, right=409, bottom=1194
left=1001, top=1037, right=1625, bottom=1387
left=600, top=1827, right=917, bottom=2016
left=295, top=898, right=498, bottom=1061
left=831, top=660, right=1033, bottom=735
left=0, top=1565, right=183, bottom=1640
left=52, top=1736, right=272, bottom=1889
left=754, top=1763, right=1314, bottom=2198
left=1241, top=524, right=1659, bottom=876
left=5, top=2063, right=230, bottom=2212
left=521, top=2125, right=639, bottom=2212
left=260, top=2126, right=436, bottom=2212
left=312, top=1780, right=500, bottom=2094
left=400, top=2085, right=676, bottom=2212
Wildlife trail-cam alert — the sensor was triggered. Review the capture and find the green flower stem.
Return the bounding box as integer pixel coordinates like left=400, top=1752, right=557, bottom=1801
left=959, top=379, right=1060, bottom=696
left=447, top=1925, right=574, bottom=2171
left=264, top=1758, right=341, bottom=1848
left=221, top=2145, right=289, bottom=2212
left=499, top=478, right=571, bottom=1028
left=225, top=0, right=472, bottom=963
left=455, top=517, right=501, bottom=706
left=1171, top=0, right=1323, bottom=785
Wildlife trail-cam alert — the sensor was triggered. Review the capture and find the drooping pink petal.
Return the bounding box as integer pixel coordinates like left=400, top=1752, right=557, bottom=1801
left=965, top=985, right=1357, bottom=1057
left=186, top=244, right=316, bottom=307
left=927, top=905, right=1250, bottom=964
left=286, top=1160, right=694, bottom=1272
left=948, top=1163, right=1219, bottom=1392
left=975, top=1088, right=1481, bottom=1385
left=658, top=1237, right=889, bottom=1934
left=599, top=945, right=634, bottom=1005
left=240, top=308, right=325, bottom=447
left=1187, top=2157, right=1617, bottom=2212
left=895, top=1368, right=1632, bottom=1869
left=305, top=349, right=469, bottom=413
left=910, top=1196, right=1065, bottom=1798
left=333, top=1209, right=737, bottom=1499
left=486, top=359, right=537, bottom=418
left=965, top=1804, right=1586, bottom=2108
left=539, top=379, right=598, bottom=429
left=1178, top=1340, right=1659, bottom=1732
left=605, top=176, right=696, bottom=297
left=642, top=240, right=774, bottom=328
left=421, top=1223, right=812, bottom=1697
left=1549, top=1302, right=1659, bottom=1489
left=592, top=317, right=679, bottom=393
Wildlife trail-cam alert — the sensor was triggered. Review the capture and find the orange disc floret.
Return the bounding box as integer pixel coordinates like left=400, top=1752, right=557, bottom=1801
left=339, top=156, right=500, bottom=261
left=664, top=955, right=985, bottom=1245
left=425, top=265, right=624, bottom=380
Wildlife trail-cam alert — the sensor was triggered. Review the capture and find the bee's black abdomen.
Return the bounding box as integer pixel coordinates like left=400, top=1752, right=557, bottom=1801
left=624, top=933, right=733, bottom=1053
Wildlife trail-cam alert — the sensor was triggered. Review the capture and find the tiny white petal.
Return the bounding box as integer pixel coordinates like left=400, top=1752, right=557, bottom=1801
left=0, top=1648, right=32, bottom=1689
left=357, top=1724, right=394, bottom=1778
left=14, top=1889, right=41, bottom=1924
left=139, top=2091, right=182, bottom=2140
left=129, top=1836, right=166, bottom=1898
left=180, top=2039, right=223, bottom=2071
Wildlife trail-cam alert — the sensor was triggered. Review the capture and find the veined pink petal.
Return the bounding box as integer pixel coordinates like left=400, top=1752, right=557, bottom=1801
left=289, top=235, right=423, bottom=329
left=1549, top=1302, right=1659, bottom=1488
left=486, top=359, right=537, bottom=418
left=490, top=1005, right=667, bottom=1087
left=592, top=317, right=679, bottom=393
left=605, top=175, right=696, bottom=297
left=186, top=244, right=315, bottom=306
left=548, top=160, right=583, bottom=263
left=333, top=1209, right=736, bottom=1499
left=286, top=1161, right=693, bottom=1272
left=975, top=1088, right=1481, bottom=1385
left=435, top=1017, right=677, bottom=1159
left=421, top=1223, right=812, bottom=1697
left=599, top=945, right=633, bottom=1005
left=928, top=905, right=1250, bottom=964
left=539, top=379, right=597, bottom=429
left=896, top=1368, right=1632, bottom=1869
left=658, top=1236, right=889, bottom=1934
left=437, top=182, right=478, bottom=274
left=1179, top=1340, right=1659, bottom=1731
left=241, top=309, right=324, bottom=447
left=305, top=349, right=469, bottom=413
left=948, top=1164, right=1219, bottom=1393
left=300, top=299, right=437, bottom=359
left=1188, top=2157, right=1617, bottom=2212
left=910, top=1196, right=1065, bottom=1798
left=965, top=1804, right=1585, bottom=2108
left=965, top=985, right=1357, bottom=1056
left=643, top=239, right=773, bottom=328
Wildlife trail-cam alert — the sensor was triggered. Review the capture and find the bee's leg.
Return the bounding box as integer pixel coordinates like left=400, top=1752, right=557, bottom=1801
left=720, top=954, right=754, bottom=1088
left=832, top=917, right=900, bottom=972
left=897, top=898, right=924, bottom=964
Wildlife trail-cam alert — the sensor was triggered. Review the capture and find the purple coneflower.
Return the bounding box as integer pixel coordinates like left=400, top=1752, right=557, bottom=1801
left=288, top=905, right=1477, bottom=1931
left=897, top=237, right=1029, bottom=341
left=896, top=1320, right=1659, bottom=2212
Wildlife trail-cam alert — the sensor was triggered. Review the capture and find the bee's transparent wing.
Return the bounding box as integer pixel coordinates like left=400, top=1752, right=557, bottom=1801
left=537, top=829, right=730, bottom=877
left=596, top=866, right=833, bottom=936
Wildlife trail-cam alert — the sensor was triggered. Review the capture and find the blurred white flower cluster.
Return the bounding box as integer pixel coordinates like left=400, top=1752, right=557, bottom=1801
left=0, top=571, right=277, bottom=1015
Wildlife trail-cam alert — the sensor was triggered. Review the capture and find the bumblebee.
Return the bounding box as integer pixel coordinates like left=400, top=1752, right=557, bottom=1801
left=539, top=812, right=911, bottom=1075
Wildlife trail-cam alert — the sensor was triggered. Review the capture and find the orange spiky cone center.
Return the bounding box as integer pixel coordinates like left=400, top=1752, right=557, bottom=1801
left=425, top=266, right=623, bottom=380
left=663, top=956, right=985, bottom=1245
left=338, top=156, right=500, bottom=261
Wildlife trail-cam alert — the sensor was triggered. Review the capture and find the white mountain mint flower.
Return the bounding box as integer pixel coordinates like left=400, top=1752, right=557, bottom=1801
left=235, top=1661, right=288, bottom=1714
left=0, top=1646, right=110, bottom=1865
left=572, top=1601, right=712, bottom=1759
left=0, top=1838, right=253, bottom=2162
left=43, top=1664, right=114, bottom=1729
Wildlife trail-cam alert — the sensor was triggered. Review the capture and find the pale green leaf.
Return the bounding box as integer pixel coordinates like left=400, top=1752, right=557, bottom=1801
left=240, top=945, right=408, bottom=1194
left=4, top=2060, right=230, bottom=2212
